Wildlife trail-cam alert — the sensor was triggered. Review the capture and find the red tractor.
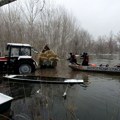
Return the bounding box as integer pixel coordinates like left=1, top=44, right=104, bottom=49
left=0, top=43, right=37, bottom=74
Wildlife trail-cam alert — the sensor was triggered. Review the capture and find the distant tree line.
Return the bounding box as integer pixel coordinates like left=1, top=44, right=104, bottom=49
left=0, top=0, right=120, bottom=58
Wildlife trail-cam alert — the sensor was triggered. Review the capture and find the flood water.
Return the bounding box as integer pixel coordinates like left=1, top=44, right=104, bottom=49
left=0, top=58, right=120, bottom=120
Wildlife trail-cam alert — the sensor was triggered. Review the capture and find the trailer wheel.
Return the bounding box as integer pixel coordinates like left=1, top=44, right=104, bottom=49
left=19, top=64, right=32, bottom=74
left=52, top=61, right=57, bottom=68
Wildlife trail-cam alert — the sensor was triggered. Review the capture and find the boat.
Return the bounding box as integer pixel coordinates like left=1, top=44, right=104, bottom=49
left=69, top=63, right=120, bottom=74
left=3, top=75, right=84, bottom=84
left=0, top=93, right=13, bottom=113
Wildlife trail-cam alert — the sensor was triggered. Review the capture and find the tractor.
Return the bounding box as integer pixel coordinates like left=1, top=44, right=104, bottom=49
left=0, top=43, right=37, bottom=74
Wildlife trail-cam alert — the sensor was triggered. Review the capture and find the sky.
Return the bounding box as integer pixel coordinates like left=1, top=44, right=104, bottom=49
left=52, top=0, right=120, bottom=38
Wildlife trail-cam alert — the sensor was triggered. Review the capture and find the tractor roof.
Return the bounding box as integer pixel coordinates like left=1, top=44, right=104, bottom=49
left=7, top=43, right=31, bottom=47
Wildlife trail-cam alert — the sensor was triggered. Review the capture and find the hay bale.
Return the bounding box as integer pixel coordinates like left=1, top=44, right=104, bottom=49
left=38, top=52, right=47, bottom=59
left=38, top=49, right=59, bottom=67
left=49, top=57, right=59, bottom=61
left=45, top=50, right=57, bottom=56
left=47, top=54, right=57, bottom=58
left=39, top=56, right=48, bottom=61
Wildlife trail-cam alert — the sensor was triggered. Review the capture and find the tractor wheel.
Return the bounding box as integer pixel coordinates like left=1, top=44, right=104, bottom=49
left=19, top=63, right=32, bottom=74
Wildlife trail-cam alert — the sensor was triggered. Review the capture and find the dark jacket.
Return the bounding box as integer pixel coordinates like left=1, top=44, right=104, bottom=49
left=81, top=53, right=89, bottom=66
left=68, top=53, right=77, bottom=64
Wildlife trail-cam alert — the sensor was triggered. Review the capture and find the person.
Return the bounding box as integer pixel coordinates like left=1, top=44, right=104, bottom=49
left=81, top=52, right=89, bottom=66
left=67, top=53, right=78, bottom=64
left=42, top=44, right=50, bottom=53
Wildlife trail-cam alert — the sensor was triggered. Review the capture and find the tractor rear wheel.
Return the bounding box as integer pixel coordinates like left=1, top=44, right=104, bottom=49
left=19, top=63, right=32, bottom=74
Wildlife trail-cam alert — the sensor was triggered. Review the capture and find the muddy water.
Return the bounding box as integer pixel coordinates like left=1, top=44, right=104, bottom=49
left=0, top=59, right=120, bottom=120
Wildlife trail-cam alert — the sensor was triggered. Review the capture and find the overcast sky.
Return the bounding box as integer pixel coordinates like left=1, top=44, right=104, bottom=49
left=52, top=0, right=120, bottom=38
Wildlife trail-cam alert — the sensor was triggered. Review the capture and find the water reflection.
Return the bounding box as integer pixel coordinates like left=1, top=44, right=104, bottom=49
left=0, top=59, right=120, bottom=120
left=1, top=78, right=120, bottom=120
left=81, top=73, right=91, bottom=89
left=8, top=82, right=81, bottom=120
left=68, top=70, right=91, bottom=90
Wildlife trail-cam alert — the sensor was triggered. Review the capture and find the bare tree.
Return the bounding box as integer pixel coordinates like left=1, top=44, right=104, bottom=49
left=116, top=32, right=120, bottom=59
left=2, top=0, right=119, bottom=60
left=20, top=0, right=45, bottom=46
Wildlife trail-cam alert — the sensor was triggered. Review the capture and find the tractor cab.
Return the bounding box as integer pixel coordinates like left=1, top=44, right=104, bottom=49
left=6, top=43, right=32, bottom=57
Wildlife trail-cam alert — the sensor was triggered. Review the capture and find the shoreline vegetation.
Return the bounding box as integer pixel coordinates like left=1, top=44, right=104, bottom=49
left=0, top=0, right=120, bottom=59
